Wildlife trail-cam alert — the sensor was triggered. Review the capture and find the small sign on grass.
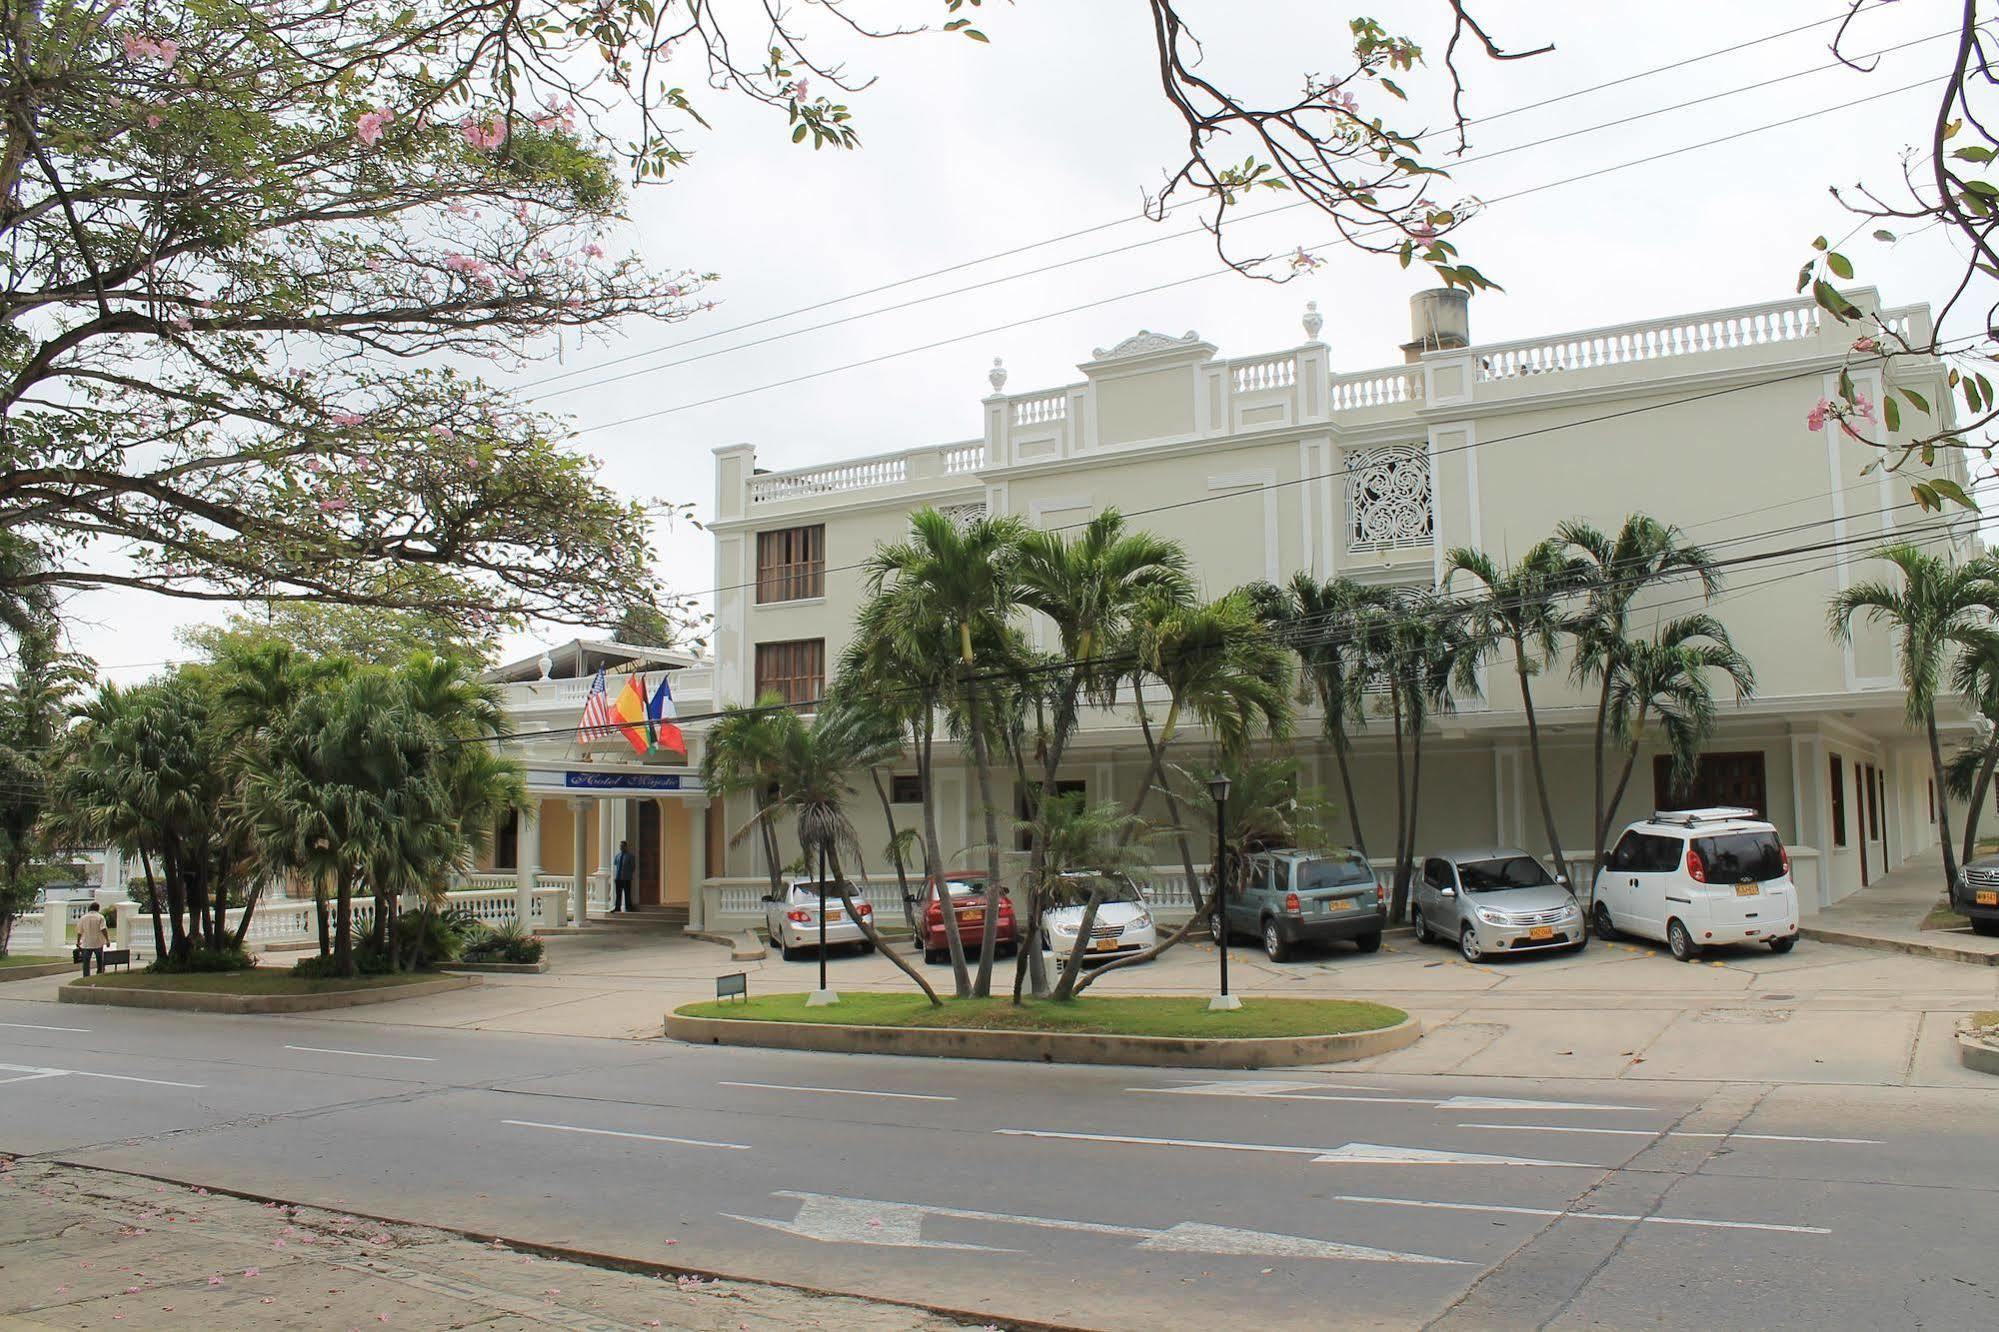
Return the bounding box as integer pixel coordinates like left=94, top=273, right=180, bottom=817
left=715, top=971, right=748, bottom=1003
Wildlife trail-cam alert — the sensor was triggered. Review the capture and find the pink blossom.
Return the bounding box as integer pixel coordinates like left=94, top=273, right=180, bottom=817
left=123, top=35, right=179, bottom=68
left=460, top=116, right=508, bottom=151
left=244, top=1267, right=260, bottom=1278
left=446, top=203, right=471, bottom=217
left=207, top=1276, right=223, bottom=1287
left=364, top=257, right=384, bottom=272
left=168, top=315, right=192, bottom=331
left=583, top=243, right=605, bottom=259
left=443, top=253, right=489, bottom=279
left=430, top=425, right=456, bottom=439
left=563, top=297, right=583, bottom=309
left=1329, top=87, right=1359, bottom=115
left=356, top=107, right=394, bottom=146
left=1806, top=399, right=1830, bottom=432
left=1851, top=391, right=1876, bottom=422
left=788, top=78, right=810, bottom=102
left=329, top=412, right=364, bottom=427
left=514, top=201, right=531, bottom=222
left=1852, top=334, right=1878, bottom=352
left=1289, top=247, right=1324, bottom=272
left=145, top=113, right=162, bottom=129
left=317, top=499, right=349, bottom=515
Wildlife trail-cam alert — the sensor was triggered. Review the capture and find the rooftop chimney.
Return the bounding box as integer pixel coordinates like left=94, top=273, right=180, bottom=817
left=1401, top=288, right=1470, bottom=364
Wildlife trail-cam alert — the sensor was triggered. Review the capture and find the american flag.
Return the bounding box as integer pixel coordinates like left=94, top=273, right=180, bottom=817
left=577, top=668, right=613, bottom=742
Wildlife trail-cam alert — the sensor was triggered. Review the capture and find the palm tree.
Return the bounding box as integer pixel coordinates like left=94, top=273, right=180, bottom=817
left=1561, top=515, right=1721, bottom=874
left=1830, top=545, right=1999, bottom=901
left=1012, top=510, right=1191, bottom=997
left=1118, top=590, right=1292, bottom=936
left=0, top=626, right=92, bottom=955
left=1944, top=633, right=1999, bottom=869
left=1445, top=543, right=1587, bottom=883
left=1359, top=589, right=1479, bottom=922
left=699, top=695, right=803, bottom=907
left=1032, top=793, right=1152, bottom=1000
left=1246, top=574, right=1391, bottom=861
left=841, top=592, right=975, bottom=996
left=1600, top=615, right=1756, bottom=850
left=863, top=507, right=1028, bottom=998
left=770, top=691, right=942, bottom=1004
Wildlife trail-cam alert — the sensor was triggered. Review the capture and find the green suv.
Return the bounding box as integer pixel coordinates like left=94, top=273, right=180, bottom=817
left=1225, top=849, right=1387, bottom=962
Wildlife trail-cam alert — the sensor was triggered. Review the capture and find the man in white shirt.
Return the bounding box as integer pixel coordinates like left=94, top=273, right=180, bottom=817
left=75, top=902, right=109, bottom=976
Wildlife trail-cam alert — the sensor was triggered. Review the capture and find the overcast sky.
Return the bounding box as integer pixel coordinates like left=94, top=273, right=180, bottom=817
left=67, top=0, right=1980, bottom=680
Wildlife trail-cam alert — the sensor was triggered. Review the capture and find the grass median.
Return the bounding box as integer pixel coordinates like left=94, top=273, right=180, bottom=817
left=0, top=954, right=63, bottom=969
left=677, top=992, right=1406, bottom=1039
left=71, top=971, right=442, bottom=996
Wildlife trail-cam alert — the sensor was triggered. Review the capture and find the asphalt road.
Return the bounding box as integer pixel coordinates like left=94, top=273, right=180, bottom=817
left=2, top=995, right=1995, bottom=1330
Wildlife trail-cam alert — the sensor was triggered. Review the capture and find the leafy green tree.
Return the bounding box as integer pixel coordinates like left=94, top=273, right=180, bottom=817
left=1944, top=634, right=1999, bottom=872
left=1445, top=542, right=1587, bottom=883
left=1246, top=574, right=1392, bottom=861
left=1830, top=545, right=1999, bottom=901
left=699, top=696, right=804, bottom=908
left=1560, top=516, right=1720, bottom=875
left=0, top=627, right=92, bottom=954
left=182, top=603, right=498, bottom=670
left=1034, top=795, right=1153, bottom=1002
left=863, top=508, right=1028, bottom=998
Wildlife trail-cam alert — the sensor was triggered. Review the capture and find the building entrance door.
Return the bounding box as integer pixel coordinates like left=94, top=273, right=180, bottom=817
left=637, top=800, right=663, bottom=906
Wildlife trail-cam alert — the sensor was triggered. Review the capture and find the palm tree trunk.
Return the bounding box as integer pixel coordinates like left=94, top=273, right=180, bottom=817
left=827, top=850, right=940, bottom=1005
left=960, top=657, right=1005, bottom=998
left=1074, top=781, right=1210, bottom=995
left=1591, top=668, right=1616, bottom=870
left=1050, top=885, right=1105, bottom=1001
left=228, top=880, right=264, bottom=951
left=1961, top=746, right=1999, bottom=871
left=1389, top=687, right=1409, bottom=920
left=752, top=792, right=784, bottom=901
left=312, top=875, right=330, bottom=957
left=919, top=704, right=971, bottom=997
left=1330, top=727, right=1369, bottom=862
left=162, top=854, right=188, bottom=961
left=1397, top=706, right=1425, bottom=925
left=1013, top=743, right=1045, bottom=1003
left=1515, top=639, right=1569, bottom=885
left=141, top=849, right=166, bottom=963
left=868, top=769, right=915, bottom=930
left=1928, top=711, right=1962, bottom=902
left=334, top=870, right=355, bottom=978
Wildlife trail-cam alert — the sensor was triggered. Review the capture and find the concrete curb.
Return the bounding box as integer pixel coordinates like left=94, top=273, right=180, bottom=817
left=0, top=961, right=73, bottom=982
left=58, top=973, right=474, bottom=1014
left=438, top=959, right=548, bottom=974
left=663, top=1009, right=1422, bottom=1069
left=1957, top=1023, right=1999, bottom=1076
left=1800, top=925, right=1999, bottom=967
left=686, top=929, right=767, bottom=961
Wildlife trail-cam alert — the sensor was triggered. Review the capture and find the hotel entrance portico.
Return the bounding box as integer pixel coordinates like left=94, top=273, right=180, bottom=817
left=484, top=766, right=710, bottom=932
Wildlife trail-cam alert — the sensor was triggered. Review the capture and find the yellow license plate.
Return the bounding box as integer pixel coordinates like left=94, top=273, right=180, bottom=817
left=824, top=910, right=843, bottom=922
left=960, top=912, right=984, bottom=926
left=1977, top=890, right=1998, bottom=907
left=1527, top=926, right=1554, bottom=941
left=1091, top=938, right=1119, bottom=951
left=1735, top=883, right=1759, bottom=897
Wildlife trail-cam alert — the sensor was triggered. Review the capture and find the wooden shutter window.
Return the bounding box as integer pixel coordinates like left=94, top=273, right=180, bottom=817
left=754, top=639, right=825, bottom=706
left=756, top=525, right=825, bottom=604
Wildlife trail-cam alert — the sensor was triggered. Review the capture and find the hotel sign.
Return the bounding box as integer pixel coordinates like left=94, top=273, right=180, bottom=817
left=526, top=769, right=702, bottom=793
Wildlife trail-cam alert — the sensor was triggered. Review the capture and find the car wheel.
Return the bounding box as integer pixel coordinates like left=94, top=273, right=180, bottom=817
left=922, top=946, right=944, bottom=965
left=1592, top=902, right=1616, bottom=941
left=780, top=938, right=801, bottom=962
left=1972, top=919, right=1999, bottom=937
left=1568, top=931, right=1589, bottom=955
left=859, top=939, right=876, bottom=954
left=1459, top=925, right=1483, bottom=963
left=1767, top=936, right=1795, bottom=954
left=1667, top=918, right=1699, bottom=962
left=1411, top=907, right=1430, bottom=944
left=1354, top=932, right=1382, bottom=954
left=1262, top=919, right=1289, bottom=963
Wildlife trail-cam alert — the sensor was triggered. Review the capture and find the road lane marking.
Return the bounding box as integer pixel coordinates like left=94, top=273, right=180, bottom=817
left=995, top=1128, right=1601, bottom=1168
left=500, top=1119, right=750, bottom=1151
left=283, top=1045, right=436, bottom=1062
left=0, top=1061, right=202, bottom=1089
left=730, top=1190, right=1466, bottom=1264
left=0, top=1022, right=91, bottom=1033
left=719, top=1080, right=955, bottom=1102
left=1456, top=1123, right=1883, bottom=1145
left=1130, top=1084, right=1644, bottom=1113
left=1334, top=1194, right=1831, bottom=1235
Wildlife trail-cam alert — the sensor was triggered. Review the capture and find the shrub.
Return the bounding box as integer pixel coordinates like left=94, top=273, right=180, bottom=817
left=291, top=949, right=397, bottom=979
left=147, top=945, right=255, bottom=974
left=395, top=905, right=482, bottom=966
left=461, top=921, right=544, bottom=965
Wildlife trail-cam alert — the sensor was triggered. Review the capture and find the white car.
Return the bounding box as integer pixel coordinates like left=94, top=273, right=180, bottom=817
left=762, top=878, right=876, bottom=961
left=1040, top=874, right=1158, bottom=967
left=1591, top=808, right=1800, bottom=961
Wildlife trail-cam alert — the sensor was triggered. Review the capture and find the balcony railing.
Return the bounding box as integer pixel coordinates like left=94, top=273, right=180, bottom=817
left=1475, top=297, right=1825, bottom=382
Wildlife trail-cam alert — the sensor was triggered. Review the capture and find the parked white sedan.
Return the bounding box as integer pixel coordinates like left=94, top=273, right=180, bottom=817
left=1040, top=874, right=1158, bottom=967
left=763, top=879, right=876, bottom=961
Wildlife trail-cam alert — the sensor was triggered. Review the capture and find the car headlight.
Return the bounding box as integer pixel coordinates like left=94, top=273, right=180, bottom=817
left=1134, top=911, right=1153, bottom=928
left=1051, top=922, right=1078, bottom=937
left=1475, top=908, right=1506, bottom=926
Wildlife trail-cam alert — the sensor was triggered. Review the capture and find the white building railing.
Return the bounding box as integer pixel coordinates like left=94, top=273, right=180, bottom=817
left=1231, top=352, right=1298, bottom=393
left=1329, top=364, right=1423, bottom=409
left=943, top=442, right=985, bottom=474
left=749, top=450, right=909, bottom=505
left=1474, top=297, right=1824, bottom=382
left=1010, top=391, right=1068, bottom=426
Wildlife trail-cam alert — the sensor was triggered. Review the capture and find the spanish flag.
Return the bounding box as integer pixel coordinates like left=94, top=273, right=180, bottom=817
left=610, top=674, right=650, bottom=756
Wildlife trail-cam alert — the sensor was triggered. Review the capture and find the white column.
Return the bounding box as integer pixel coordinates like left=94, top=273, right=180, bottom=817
left=570, top=797, right=591, bottom=926
left=44, top=900, right=67, bottom=952
left=596, top=799, right=615, bottom=878
left=112, top=901, right=137, bottom=950
left=101, top=848, right=124, bottom=899
left=687, top=798, right=709, bottom=931
left=515, top=799, right=541, bottom=929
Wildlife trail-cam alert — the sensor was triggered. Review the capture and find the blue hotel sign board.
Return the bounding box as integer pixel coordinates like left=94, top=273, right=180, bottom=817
left=562, top=771, right=690, bottom=792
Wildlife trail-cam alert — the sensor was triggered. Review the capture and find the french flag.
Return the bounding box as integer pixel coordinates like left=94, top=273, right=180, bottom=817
left=647, top=674, right=686, bottom=759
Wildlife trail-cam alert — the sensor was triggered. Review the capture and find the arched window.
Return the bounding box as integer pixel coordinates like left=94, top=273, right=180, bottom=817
left=1345, top=444, right=1434, bottom=551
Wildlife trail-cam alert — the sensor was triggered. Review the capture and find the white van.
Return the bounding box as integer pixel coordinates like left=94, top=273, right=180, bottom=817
left=1590, top=808, right=1801, bottom=961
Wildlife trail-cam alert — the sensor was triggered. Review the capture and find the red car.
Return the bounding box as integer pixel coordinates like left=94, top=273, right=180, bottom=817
left=917, top=875, right=1017, bottom=964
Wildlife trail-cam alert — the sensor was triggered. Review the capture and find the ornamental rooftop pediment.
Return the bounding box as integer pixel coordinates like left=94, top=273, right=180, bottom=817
left=1082, top=328, right=1217, bottom=370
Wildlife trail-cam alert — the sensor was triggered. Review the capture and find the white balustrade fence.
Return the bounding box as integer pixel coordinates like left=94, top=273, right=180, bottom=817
left=123, top=886, right=572, bottom=958
left=749, top=452, right=908, bottom=505
left=1010, top=392, right=1067, bottom=426
left=1476, top=298, right=1822, bottom=382
left=1329, top=366, right=1423, bottom=409
left=1230, top=353, right=1297, bottom=392
left=942, top=442, right=985, bottom=474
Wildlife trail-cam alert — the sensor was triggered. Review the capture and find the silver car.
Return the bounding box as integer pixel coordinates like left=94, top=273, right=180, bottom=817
left=762, top=878, right=876, bottom=961
left=1411, top=848, right=1587, bottom=962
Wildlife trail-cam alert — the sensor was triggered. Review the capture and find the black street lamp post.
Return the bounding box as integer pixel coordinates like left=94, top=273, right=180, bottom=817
left=1209, top=774, right=1239, bottom=1011
left=817, top=841, right=829, bottom=994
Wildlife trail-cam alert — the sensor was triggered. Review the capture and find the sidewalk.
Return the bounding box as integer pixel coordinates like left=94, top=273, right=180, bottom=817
left=1802, top=850, right=1999, bottom=966
left=0, top=1159, right=987, bottom=1331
